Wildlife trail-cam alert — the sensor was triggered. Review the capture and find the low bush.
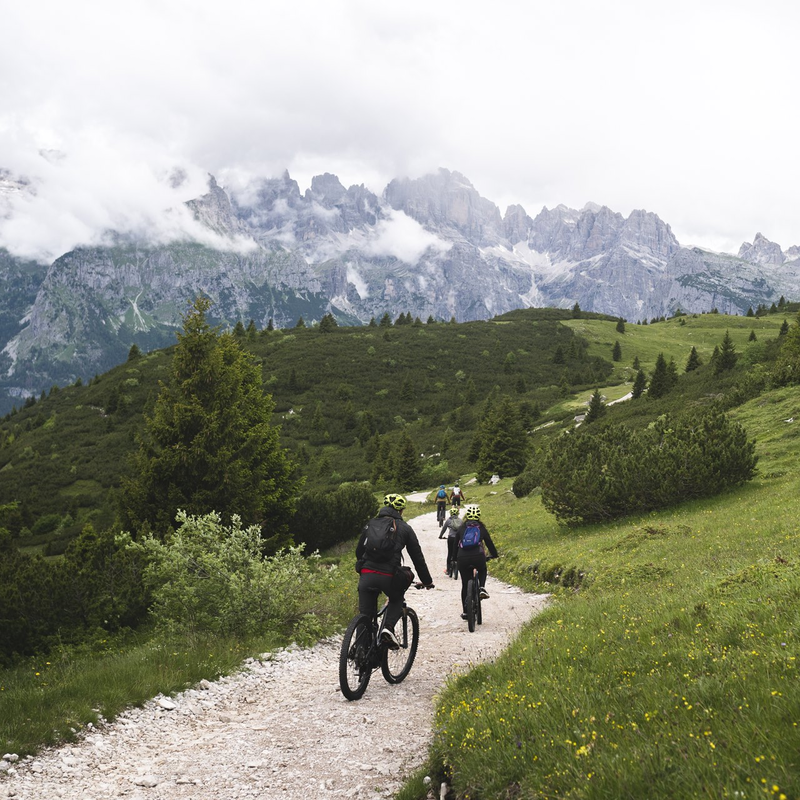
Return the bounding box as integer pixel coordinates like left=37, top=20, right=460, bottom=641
left=541, top=408, right=757, bottom=523
left=291, top=483, right=377, bottom=552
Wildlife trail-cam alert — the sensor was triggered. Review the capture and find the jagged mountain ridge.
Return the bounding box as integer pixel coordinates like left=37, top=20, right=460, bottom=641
left=0, top=166, right=799, bottom=410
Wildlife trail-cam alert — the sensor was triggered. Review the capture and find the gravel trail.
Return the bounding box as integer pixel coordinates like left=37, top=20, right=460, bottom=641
left=2, top=509, right=548, bottom=800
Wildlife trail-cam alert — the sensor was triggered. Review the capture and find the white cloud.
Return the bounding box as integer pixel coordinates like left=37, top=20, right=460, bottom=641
left=360, top=210, right=451, bottom=264
left=0, top=0, right=798, bottom=261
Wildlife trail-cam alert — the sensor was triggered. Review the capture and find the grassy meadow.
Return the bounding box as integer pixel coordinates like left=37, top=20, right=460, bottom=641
left=413, top=384, right=800, bottom=799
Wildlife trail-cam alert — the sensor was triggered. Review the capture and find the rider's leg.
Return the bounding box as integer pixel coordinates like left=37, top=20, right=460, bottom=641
left=357, top=572, right=391, bottom=620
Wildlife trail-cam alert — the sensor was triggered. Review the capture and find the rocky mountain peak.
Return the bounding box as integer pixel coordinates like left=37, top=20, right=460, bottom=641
left=185, top=175, right=246, bottom=238
left=384, top=168, right=504, bottom=246
left=738, top=232, right=785, bottom=266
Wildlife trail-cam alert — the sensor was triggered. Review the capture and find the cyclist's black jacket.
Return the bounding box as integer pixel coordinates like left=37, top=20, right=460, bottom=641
left=455, top=521, right=498, bottom=560
left=356, top=506, right=433, bottom=585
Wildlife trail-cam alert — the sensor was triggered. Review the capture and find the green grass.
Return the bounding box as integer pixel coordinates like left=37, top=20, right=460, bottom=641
left=413, top=385, right=800, bottom=799
left=0, top=548, right=358, bottom=757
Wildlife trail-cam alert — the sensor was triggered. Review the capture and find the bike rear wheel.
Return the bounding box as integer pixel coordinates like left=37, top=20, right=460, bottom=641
left=476, top=583, right=483, bottom=625
left=466, top=578, right=477, bottom=632
left=381, top=607, right=420, bottom=684
left=339, top=614, right=373, bottom=700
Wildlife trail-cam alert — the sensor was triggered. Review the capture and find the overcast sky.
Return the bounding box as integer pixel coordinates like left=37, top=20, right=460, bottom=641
left=1, top=0, right=798, bottom=263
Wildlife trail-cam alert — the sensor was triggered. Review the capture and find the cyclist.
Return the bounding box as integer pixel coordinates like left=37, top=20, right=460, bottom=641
left=434, top=485, right=448, bottom=526
left=438, top=506, right=463, bottom=576
left=455, top=504, right=498, bottom=620
left=449, top=482, right=466, bottom=507
left=355, top=493, right=435, bottom=648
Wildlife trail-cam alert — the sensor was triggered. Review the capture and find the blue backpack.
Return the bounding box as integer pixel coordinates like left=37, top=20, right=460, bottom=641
left=436, top=489, right=447, bottom=500
left=460, top=522, right=482, bottom=549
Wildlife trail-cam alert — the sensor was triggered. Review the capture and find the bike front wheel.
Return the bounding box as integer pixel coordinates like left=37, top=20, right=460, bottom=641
left=339, top=614, right=373, bottom=700
left=381, top=607, right=420, bottom=684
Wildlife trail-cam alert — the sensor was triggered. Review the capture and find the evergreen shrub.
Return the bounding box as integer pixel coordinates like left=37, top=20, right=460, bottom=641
left=291, top=483, right=378, bottom=553
left=541, top=409, right=758, bottom=524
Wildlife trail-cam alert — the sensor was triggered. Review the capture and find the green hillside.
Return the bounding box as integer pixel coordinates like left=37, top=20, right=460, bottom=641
left=404, top=384, right=800, bottom=799
left=0, top=308, right=616, bottom=552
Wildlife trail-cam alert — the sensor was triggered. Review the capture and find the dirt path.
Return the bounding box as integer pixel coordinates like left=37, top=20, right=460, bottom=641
left=2, top=510, right=548, bottom=800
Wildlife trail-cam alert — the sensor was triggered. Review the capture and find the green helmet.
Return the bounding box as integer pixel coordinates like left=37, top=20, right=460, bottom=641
left=464, top=504, right=481, bottom=520
left=449, top=506, right=460, bottom=516
left=383, top=493, right=407, bottom=511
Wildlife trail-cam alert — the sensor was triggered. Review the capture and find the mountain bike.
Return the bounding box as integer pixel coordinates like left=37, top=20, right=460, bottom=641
left=464, top=566, right=483, bottom=633
left=436, top=502, right=447, bottom=527
left=339, top=588, right=421, bottom=701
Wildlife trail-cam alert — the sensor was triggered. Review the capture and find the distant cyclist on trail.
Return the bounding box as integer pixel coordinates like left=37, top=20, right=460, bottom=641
left=449, top=482, right=466, bottom=507
left=455, top=504, right=498, bottom=620
left=355, top=493, right=435, bottom=648
left=435, top=484, right=448, bottom=527
left=438, top=506, right=463, bottom=576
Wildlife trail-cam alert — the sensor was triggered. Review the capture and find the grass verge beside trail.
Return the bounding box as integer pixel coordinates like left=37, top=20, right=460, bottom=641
left=0, top=550, right=358, bottom=757
left=412, top=387, right=800, bottom=799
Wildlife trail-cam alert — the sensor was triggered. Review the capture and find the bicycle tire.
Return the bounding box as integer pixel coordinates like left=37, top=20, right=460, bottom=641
left=381, top=607, right=420, bottom=684
left=339, top=614, right=373, bottom=700
left=466, top=578, right=477, bottom=632
left=476, top=584, right=483, bottom=625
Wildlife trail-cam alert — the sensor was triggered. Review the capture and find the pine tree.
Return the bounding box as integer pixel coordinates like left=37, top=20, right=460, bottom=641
left=583, top=389, right=606, bottom=424
left=394, top=432, right=420, bottom=490
left=127, top=344, right=142, bottom=361
left=616, top=318, right=626, bottom=333
left=379, top=313, right=392, bottom=328
left=572, top=302, right=582, bottom=319
left=648, top=353, right=671, bottom=399
left=368, top=317, right=377, bottom=327
left=632, top=355, right=640, bottom=370
left=749, top=329, right=757, bottom=342
left=685, top=346, right=701, bottom=372
left=319, top=313, right=338, bottom=333
left=477, top=396, right=528, bottom=477
left=631, top=369, right=647, bottom=399
left=612, top=341, right=622, bottom=362
left=714, top=330, right=738, bottom=373
left=119, top=297, right=298, bottom=546
left=746, top=306, right=754, bottom=317
left=552, top=346, right=565, bottom=365
left=780, top=319, right=790, bottom=336
left=246, top=320, right=257, bottom=340
left=233, top=320, right=246, bottom=337
left=426, top=315, right=435, bottom=324
left=266, top=318, right=274, bottom=332
left=295, top=316, right=306, bottom=329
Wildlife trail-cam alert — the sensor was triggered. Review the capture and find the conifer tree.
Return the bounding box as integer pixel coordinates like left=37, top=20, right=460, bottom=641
left=685, top=346, right=701, bottom=372
left=780, top=319, right=790, bottom=336
left=631, top=369, right=647, bottom=399
left=246, top=320, right=257, bottom=340
left=572, top=302, right=581, bottom=319
left=233, top=320, right=246, bottom=337
left=746, top=306, right=754, bottom=317
left=612, top=341, right=622, bottom=362
left=295, top=316, right=306, bottom=329
left=394, top=432, right=420, bottom=490
left=552, top=345, right=565, bottom=365
left=127, top=344, right=142, bottom=361
left=266, top=318, right=274, bottom=332
left=632, top=355, right=640, bottom=370
left=648, top=353, right=671, bottom=399
left=749, top=329, right=757, bottom=342
left=583, top=389, right=606, bottom=424
left=319, top=313, right=338, bottom=333
left=616, top=317, right=625, bottom=333
left=119, top=297, right=298, bottom=546
left=714, top=330, right=738, bottom=373
left=477, top=396, right=528, bottom=477
left=379, top=312, right=392, bottom=327
left=369, top=317, right=377, bottom=327
left=426, top=315, right=435, bottom=324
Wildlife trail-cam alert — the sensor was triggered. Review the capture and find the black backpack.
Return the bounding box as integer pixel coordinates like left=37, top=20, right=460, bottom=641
left=363, top=516, right=399, bottom=562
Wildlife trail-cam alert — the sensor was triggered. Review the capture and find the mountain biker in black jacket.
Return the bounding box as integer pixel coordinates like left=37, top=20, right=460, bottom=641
left=355, top=493, right=434, bottom=648
left=455, top=504, right=498, bottom=618
left=438, top=506, right=463, bottom=576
